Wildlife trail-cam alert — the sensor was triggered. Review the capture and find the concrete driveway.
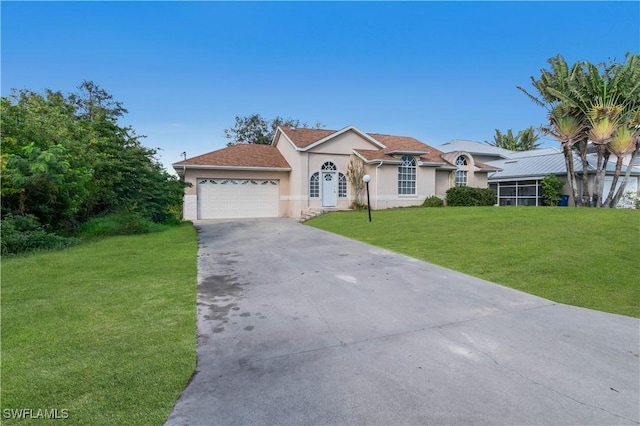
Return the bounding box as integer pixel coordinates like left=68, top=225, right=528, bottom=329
left=165, top=218, right=639, bottom=425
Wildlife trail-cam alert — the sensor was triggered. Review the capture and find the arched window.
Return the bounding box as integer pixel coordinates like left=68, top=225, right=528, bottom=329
left=309, top=172, right=319, bottom=197
left=455, top=155, right=468, bottom=186
left=338, top=173, right=347, bottom=198
left=321, top=162, right=337, bottom=171
left=398, top=155, right=416, bottom=195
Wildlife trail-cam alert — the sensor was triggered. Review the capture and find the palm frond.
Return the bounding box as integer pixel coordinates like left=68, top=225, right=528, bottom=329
left=516, top=85, right=547, bottom=108
left=608, top=126, right=635, bottom=156
left=589, top=117, right=619, bottom=144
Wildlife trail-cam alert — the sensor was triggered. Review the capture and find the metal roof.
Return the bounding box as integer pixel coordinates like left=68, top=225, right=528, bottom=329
left=435, top=138, right=639, bottom=180
left=508, top=147, right=561, bottom=157
left=488, top=151, right=640, bottom=181
left=488, top=152, right=584, bottom=180
left=436, top=139, right=514, bottom=158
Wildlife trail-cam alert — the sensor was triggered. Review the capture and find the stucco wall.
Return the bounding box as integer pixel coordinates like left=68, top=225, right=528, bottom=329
left=306, top=152, right=352, bottom=212
left=472, top=172, right=489, bottom=188
left=435, top=170, right=453, bottom=198
left=363, top=163, right=440, bottom=210
left=274, top=134, right=305, bottom=216
left=280, top=130, right=382, bottom=215
left=310, top=130, right=382, bottom=154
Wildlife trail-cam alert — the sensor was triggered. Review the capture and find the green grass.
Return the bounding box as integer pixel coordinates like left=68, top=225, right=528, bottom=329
left=1, top=222, right=197, bottom=425
left=306, top=207, right=640, bottom=318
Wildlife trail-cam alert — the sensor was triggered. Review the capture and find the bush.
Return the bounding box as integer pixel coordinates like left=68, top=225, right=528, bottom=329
left=446, top=186, right=497, bottom=206
left=78, top=213, right=157, bottom=237
left=475, top=188, right=498, bottom=206
left=422, top=196, right=444, bottom=207
left=541, top=175, right=564, bottom=206
left=1, top=214, right=78, bottom=256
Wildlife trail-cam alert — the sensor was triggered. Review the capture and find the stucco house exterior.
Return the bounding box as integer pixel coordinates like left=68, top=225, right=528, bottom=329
left=173, top=125, right=496, bottom=219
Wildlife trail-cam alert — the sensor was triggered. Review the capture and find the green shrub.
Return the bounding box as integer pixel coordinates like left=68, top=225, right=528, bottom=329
left=446, top=186, right=497, bottom=206
left=541, top=175, right=564, bottom=206
left=475, top=188, right=498, bottom=206
left=78, top=213, right=157, bottom=237
left=422, top=196, right=444, bottom=207
left=1, top=214, right=78, bottom=256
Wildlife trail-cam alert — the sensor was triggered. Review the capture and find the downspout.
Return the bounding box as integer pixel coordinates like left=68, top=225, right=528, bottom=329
left=375, top=161, right=383, bottom=210
left=307, top=152, right=310, bottom=210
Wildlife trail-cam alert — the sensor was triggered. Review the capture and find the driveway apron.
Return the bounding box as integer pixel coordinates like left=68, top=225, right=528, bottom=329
left=165, top=218, right=639, bottom=425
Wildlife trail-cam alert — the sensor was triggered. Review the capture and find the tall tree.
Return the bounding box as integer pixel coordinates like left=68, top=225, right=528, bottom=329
left=223, top=113, right=324, bottom=145
left=518, top=53, right=640, bottom=207
left=517, top=127, right=542, bottom=151
left=1, top=81, right=186, bottom=231
left=485, top=127, right=541, bottom=151
left=1, top=90, right=92, bottom=229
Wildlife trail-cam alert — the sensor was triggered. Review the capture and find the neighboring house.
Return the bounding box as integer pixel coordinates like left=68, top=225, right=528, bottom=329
left=173, top=125, right=496, bottom=219
left=438, top=139, right=640, bottom=207
left=437, top=139, right=514, bottom=164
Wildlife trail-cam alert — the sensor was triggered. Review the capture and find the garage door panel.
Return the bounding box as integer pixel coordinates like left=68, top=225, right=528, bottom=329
left=197, top=179, right=279, bottom=219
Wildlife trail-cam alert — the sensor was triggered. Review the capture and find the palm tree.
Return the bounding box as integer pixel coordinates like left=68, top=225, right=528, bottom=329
left=485, top=129, right=518, bottom=151
left=586, top=99, right=623, bottom=206
left=518, top=55, right=589, bottom=206
left=520, top=53, right=640, bottom=207
left=486, top=127, right=541, bottom=151
left=543, top=113, right=584, bottom=206
left=517, top=127, right=542, bottom=151
left=603, top=126, right=636, bottom=207
left=608, top=109, right=640, bottom=207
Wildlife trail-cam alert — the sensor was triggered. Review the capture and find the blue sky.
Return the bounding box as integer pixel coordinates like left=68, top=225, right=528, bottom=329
left=2, top=1, right=639, bottom=173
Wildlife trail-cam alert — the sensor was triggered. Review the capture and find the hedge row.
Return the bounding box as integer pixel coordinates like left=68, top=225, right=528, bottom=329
left=445, top=186, right=497, bottom=206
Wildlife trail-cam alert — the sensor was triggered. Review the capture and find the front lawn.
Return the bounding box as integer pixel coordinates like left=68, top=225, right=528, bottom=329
left=306, top=207, right=639, bottom=318
left=1, top=223, right=197, bottom=425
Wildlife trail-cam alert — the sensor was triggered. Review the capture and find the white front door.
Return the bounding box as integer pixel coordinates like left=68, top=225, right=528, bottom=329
left=322, top=172, right=337, bottom=207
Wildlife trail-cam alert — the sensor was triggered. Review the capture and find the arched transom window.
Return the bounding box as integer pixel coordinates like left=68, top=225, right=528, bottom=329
left=398, top=155, right=416, bottom=195
left=321, top=162, right=337, bottom=171
left=455, top=155, right=468, bottom=166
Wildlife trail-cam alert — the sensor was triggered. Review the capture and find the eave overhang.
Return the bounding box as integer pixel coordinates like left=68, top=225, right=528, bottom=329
left=172, top=164, right=292, bottom=172
left=386, top=149, right=429, bottom=156
left=418, top=161, right=446, bottom=167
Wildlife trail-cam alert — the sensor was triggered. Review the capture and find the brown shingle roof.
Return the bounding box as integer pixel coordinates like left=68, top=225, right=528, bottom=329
left=173, top=144, right=291, bottom=169
left=174, top=126, right=497, bottom=171
left=474, top=161, right=499, bottom=171
left=280, top=126, right=454, bottom=165
left=279, top=126, right=336, bottom=148
left=369, top=133, right=448, bottom=163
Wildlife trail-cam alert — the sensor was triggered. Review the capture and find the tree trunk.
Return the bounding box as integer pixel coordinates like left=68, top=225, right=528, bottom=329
left=578, top=140, right=591, bottom=206
left=610, top=148, right=639, bottom=207
left=563, top=143, right=582, bottom=206
left=592, top=144, right=607, bottom=207
left=603, top=156, right=624, bottom=207
left=596, top=150, right=610, bottom=207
